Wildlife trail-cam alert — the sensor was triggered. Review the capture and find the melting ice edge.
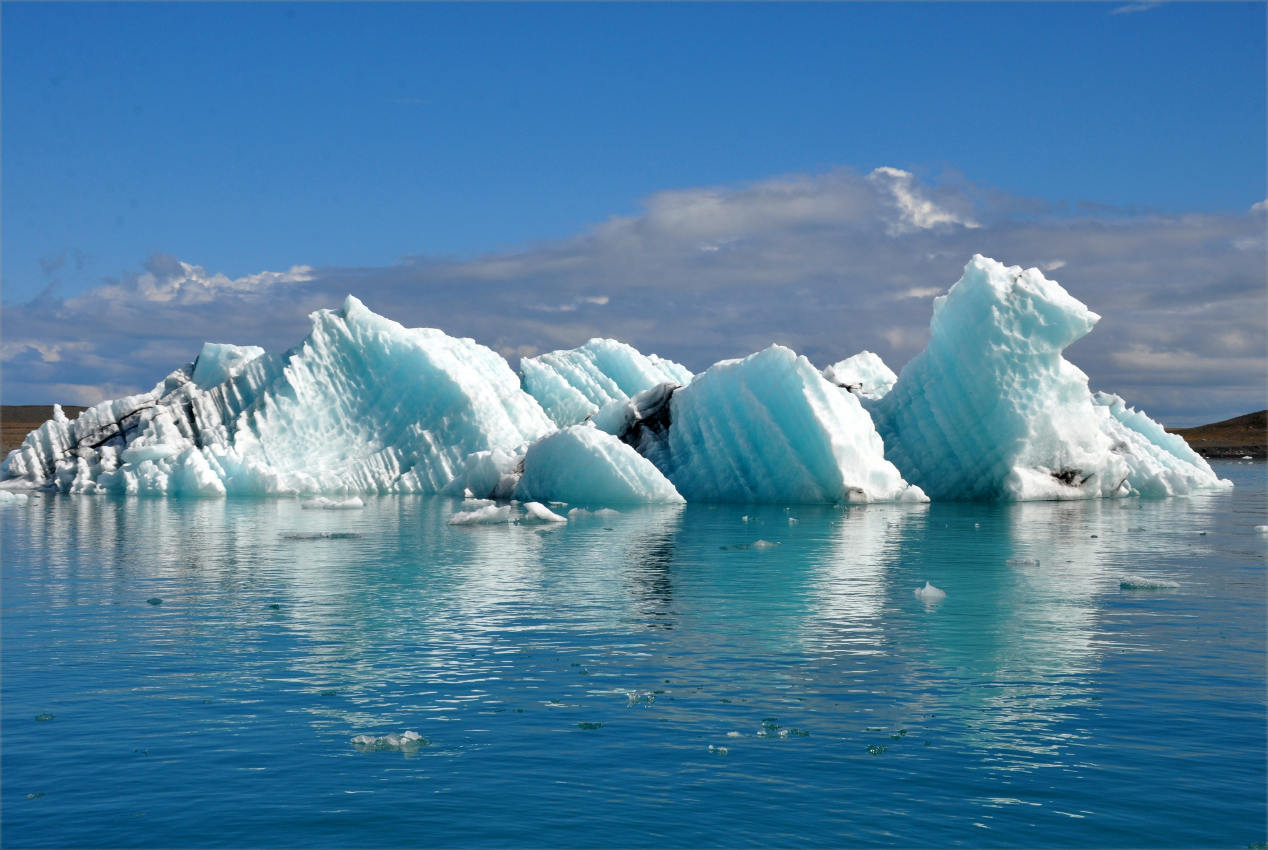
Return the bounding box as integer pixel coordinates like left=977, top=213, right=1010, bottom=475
left=0, top=255, right=1230, bottom=503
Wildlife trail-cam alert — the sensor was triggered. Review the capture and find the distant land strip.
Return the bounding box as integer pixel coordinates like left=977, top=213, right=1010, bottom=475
left=0, top=404, right=1264, bottom=459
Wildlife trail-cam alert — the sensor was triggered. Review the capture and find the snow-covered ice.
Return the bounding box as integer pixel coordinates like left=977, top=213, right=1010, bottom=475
left=822, top=351, right=898, bottom=400
left=301, top=496, right=365, bottom=510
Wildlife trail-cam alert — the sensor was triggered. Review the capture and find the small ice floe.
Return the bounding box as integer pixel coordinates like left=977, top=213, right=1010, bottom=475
left=1006, top=557, right=1040, bottom=567
left=567, top=507, right=621, bottom=520
left=447, top=505, right=514, bottom=525
left=625, top=690, right=656, bottom=706
left=460, top=498, right=495, bottom=509
left=521, top=501, right=567, bottom=523
left=914, top=581, right=946, bottom=602
left=788, top=517, right=799, bottom=525
left=1119, top=575, right=1180, bottom=590
left=1254, top=525, right=1268, bottom=534
left=1242, top=455, right=1254, bottom=460
left=301, top=496, right=364, bottom=510
left=0, top=490, right=30, bottom=505
left=720, top=540, right=782, bottom=551
left=726, top=731, right=742, bottom=738
left=708, top=745, right=729, bottom=755
left=350, top=730, right=429, bottom=752
left=741, top=515, right=752, bottom=523
left=280, top=531, right=362, bottom=540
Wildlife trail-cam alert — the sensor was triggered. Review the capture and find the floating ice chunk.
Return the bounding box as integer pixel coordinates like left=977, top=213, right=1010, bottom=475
left=520, top=501, right=567, bottom=523
left=1119, top=575, right=1180, bottom=590
left=721, top=539, right=782, bottom=550
left=301, top=496, right=365, bottom=510
left=639, top=345, right=925, bottom=503
left=567, top=507, right=621, bottom=520
left=515, top=425, right=684, bottom=506
left=1255, top=525, right=1268, bottom=533
left=914, top=581, right=946, bottom=601
left=872, top=256, right=1230, bottom=501
left=822, top=350, right=898, bottom=399
left=350, top=730, right=428, bottom=751
left=708, top=745, right=729, bottom=755
left=520, top=339, right=693, bottom=428
left=447, top=505, right=514, bottom=525
left=0, top=490, right=29, bottom=505
left=1006, top=557, right=1040, bottom=566
left=190, top=342, right=266, bottom=389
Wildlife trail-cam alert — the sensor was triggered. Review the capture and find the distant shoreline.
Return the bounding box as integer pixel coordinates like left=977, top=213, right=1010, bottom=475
left=1, top=404, right=1264, bottom=459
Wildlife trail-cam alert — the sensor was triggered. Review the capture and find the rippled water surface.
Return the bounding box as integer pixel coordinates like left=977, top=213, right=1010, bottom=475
left=3, top=462, right=1265, bottom=848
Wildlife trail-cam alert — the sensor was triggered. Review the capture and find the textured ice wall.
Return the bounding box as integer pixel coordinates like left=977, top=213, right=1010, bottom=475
left=872, top=255, right=1229, bottom=500
left=520, top=338, right=693, bottom=427
left=2, top=296, right=554, bottom=495
left=822, top=351, right=898, bottom=399
left=645, top=345, right=925, bottom=503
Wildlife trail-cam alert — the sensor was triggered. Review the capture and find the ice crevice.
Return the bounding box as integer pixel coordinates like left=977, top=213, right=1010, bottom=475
left=2, top=257, right=1229, bottom=503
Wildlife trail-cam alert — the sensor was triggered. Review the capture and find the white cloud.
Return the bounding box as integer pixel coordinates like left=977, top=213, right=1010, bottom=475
left=3, top=166, right=1264, bottom=425
left=868, top=166, right=980, bottom=233
left=1110, top=2, right=1159, bottom=14
left=1251, top=199, right=1267, bottom=214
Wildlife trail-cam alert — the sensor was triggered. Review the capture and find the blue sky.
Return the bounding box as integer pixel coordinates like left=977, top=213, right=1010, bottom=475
left=2, top=2, right=1265, bottom=424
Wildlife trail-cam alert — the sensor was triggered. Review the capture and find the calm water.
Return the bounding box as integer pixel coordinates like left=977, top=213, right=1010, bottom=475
left=3, top=461, right=1265, bottom=848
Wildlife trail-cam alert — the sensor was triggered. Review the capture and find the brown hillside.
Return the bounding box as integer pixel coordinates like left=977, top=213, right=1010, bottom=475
left=1166, top=410, right=1267, bottom=459
left=2, top=405, right=89, bottom=455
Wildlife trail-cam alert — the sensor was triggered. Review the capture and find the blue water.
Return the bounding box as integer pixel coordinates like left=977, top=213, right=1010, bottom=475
left=3, top=461, right=1265, bottom=848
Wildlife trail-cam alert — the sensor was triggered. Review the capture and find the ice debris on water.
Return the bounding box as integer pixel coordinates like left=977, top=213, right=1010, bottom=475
left=1006, top=557, right=1040, bottom=566
left=1119, top=575, right=1180, bottom=590
left=280, top=531, right=361, bottom=539
left=626, top=690, right=657, bottom=706
left=914, top=581, right=946, bottom=602
left=708, top=745, right=729, bottom=755
left=447, top=505, right=514, bottom=525
left=0, top=257, right=1230, bottom=506
left=0, top=490, right=30, bottom=505
left=720, top=540, right=782, bottom=551
left=1255, top=525, right=1268, bottom=534
left=350, top=730, right=428, bottom=752
left=35, top=712, right=54, bottom=722
left=300, top=496, right=364, bottom=510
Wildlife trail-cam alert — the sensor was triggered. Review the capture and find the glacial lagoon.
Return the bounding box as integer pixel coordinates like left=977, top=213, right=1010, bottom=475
left=2, top=461, right=1264, bottom=847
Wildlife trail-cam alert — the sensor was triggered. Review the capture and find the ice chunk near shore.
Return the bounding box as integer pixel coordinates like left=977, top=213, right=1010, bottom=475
left=0, top=490, right=29, bottom=505
left=822, top=351, right=898, bottom=400
left=872, top=255, right=1230, bottom=501
left=614, top=345, right=925, bottom=503
left=520, top=338, right=693, bottom=427
left=515, top=425, right=684, bottom=506
left=2, top=297, right=555, bottom=496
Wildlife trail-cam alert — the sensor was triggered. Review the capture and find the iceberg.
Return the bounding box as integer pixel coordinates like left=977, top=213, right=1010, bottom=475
left=520, top=338, right=693, bottom=427
left=2, top=296, right=554, bottom=496
left=871, top=255, right=1229, bottom=500
left=1, top=255, right=1228, bottom=504
left=514, top=425, right=684, bottom=506
left=603, top=345, right=925, bottom=503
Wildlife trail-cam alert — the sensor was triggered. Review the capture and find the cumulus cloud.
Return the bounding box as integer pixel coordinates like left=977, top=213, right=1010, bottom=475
left=2, top=166, right=1264, bottom=425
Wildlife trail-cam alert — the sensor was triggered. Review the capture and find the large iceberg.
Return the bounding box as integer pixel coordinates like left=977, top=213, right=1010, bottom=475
left=871, top=255, right=1229, bottom=500
left=599, top=345, right=926, bottom=504
left=2, top=256, right=1229, bottom=503
left=520, top=338, right=693, bottom=427
left=2, top=296, right=554, bottom=495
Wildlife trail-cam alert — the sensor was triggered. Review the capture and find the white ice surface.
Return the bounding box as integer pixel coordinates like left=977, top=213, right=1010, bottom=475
left=520, top=338, right=693, bottom=427
left=822, top=351, right=898, bottom=399
left=190, top=342, right=267, bottom=390
left=872, top=255, right=1230, bottom=501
